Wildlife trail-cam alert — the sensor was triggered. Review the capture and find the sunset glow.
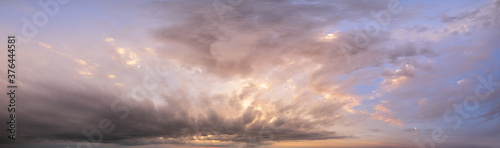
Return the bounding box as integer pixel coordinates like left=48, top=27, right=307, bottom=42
left=1, top=0, right=500, bottom=148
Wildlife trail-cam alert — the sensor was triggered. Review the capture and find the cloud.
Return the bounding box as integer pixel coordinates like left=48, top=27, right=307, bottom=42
left=1, top=0, right=500, bottom=148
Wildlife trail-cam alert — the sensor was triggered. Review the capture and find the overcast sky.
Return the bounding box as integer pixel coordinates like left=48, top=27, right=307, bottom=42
left=1, top=0, right=500, bottom=148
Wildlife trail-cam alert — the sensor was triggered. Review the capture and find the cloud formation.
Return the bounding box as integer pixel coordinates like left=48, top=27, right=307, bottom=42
left=0, top=0, right=500, bottom=148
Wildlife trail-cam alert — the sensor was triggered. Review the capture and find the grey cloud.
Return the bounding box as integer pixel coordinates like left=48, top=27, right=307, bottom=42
left=0, top=79, right=348, bottom=147
left=148, top=0, right=410, bottom=79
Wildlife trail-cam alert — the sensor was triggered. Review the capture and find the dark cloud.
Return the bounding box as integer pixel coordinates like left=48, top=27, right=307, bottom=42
left=0, top=80, right=348, bottom=147
left=149, top=0, right=406, bottom=79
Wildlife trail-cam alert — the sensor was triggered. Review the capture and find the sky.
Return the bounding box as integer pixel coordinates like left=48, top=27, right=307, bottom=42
left=0, top=0, right=500, bottom=148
